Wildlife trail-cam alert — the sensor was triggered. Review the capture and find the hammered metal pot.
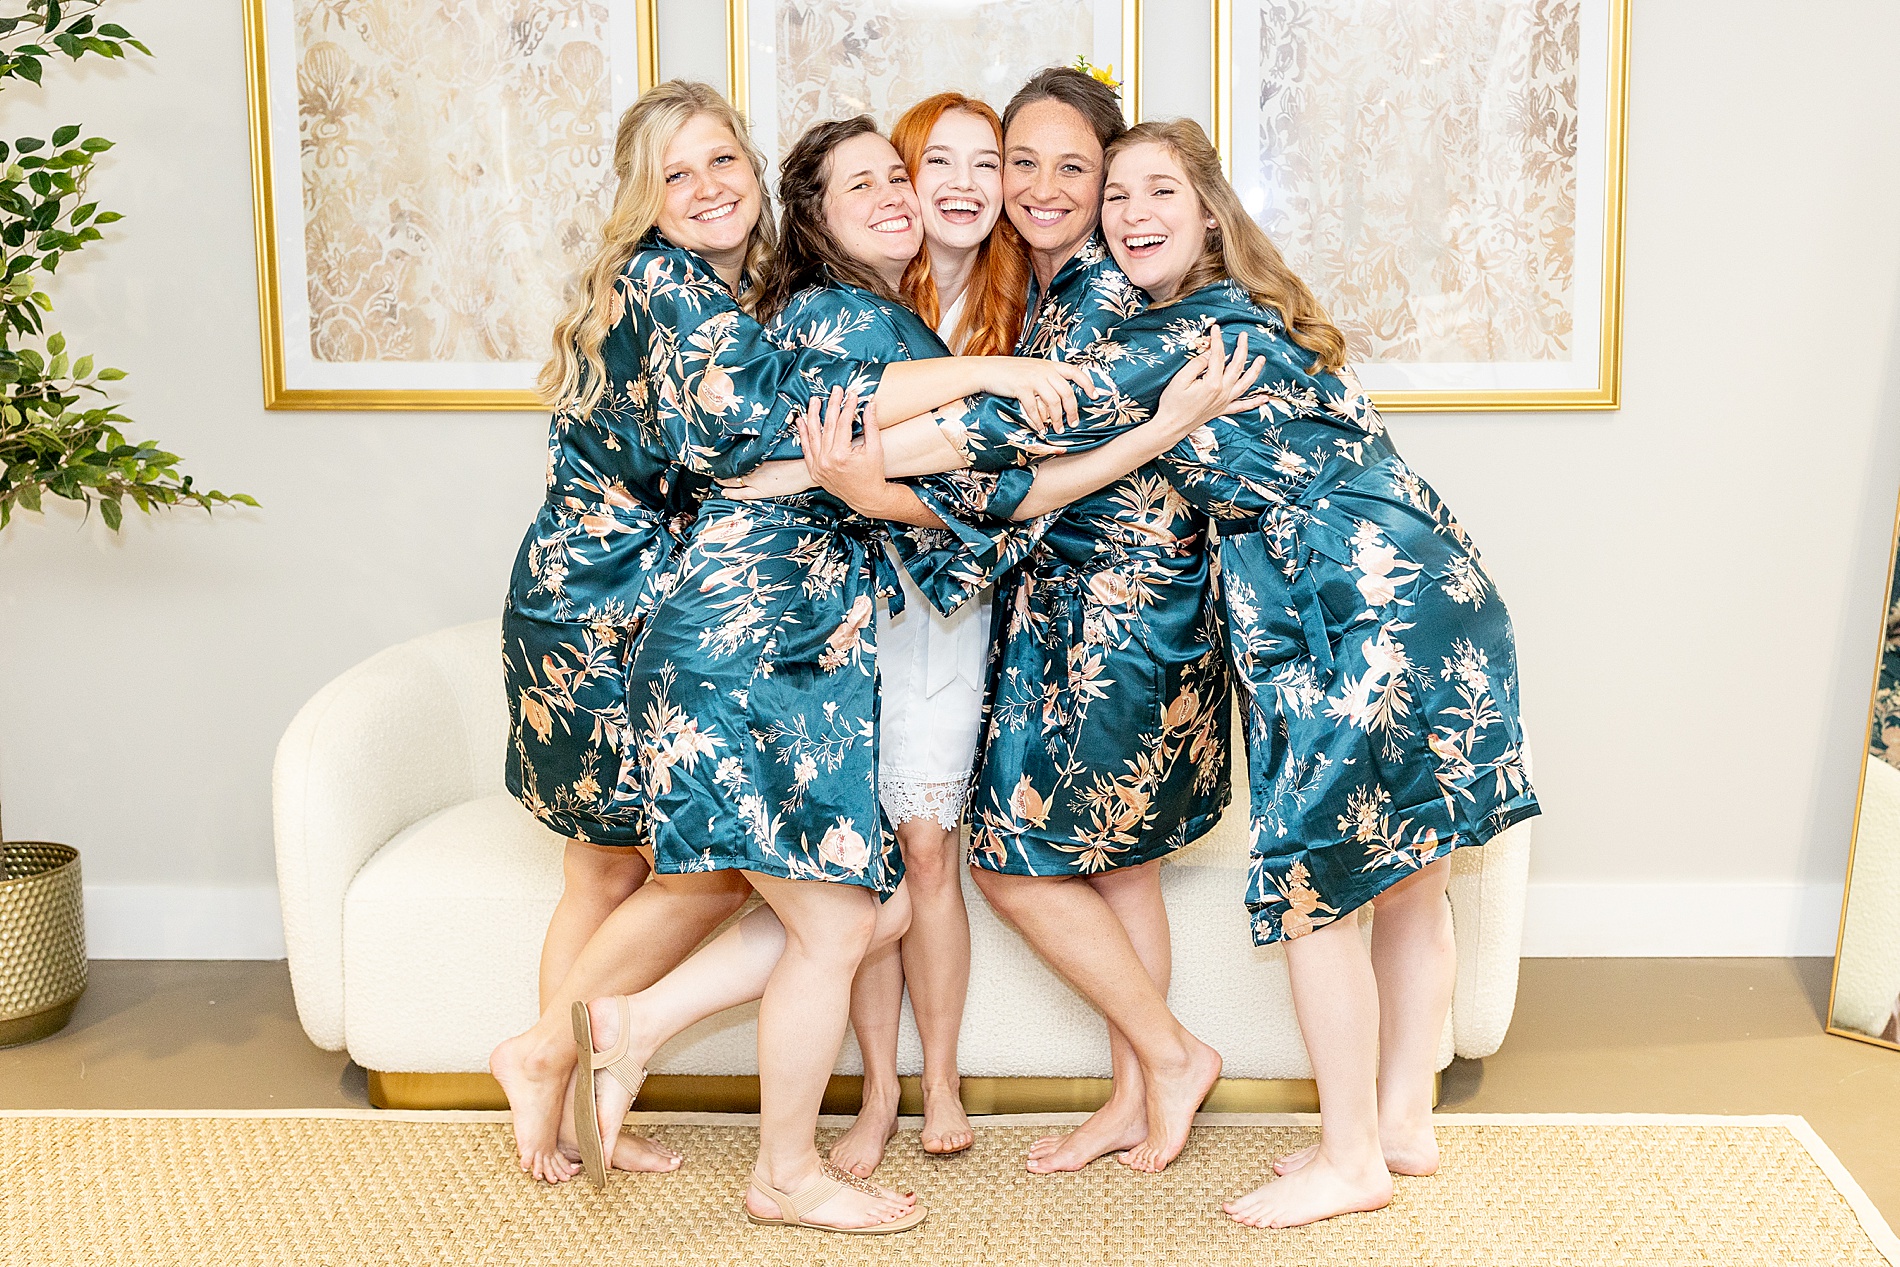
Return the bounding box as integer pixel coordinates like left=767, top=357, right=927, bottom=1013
left=0, top=842, right=87, bottom=1048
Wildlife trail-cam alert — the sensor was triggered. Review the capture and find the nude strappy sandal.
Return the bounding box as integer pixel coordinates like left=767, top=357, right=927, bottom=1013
left=744, top=1162, right=928, bottom=1235
left=570, top=998, right=649, bottom=1188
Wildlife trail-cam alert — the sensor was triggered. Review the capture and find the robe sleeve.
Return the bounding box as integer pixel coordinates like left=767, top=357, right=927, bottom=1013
left=620, top=254, right=886, bottom=481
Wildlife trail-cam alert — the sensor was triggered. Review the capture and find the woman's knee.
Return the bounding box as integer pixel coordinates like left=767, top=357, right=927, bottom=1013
left=1372, top=858, right=1452, bottom=913
left=647, top=866, right=753, bottom=917
left=562, top=839, right=649, bottom=903
left=896, top=822, right=961, bottom=891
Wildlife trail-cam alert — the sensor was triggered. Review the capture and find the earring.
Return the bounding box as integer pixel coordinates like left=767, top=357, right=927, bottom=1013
left=1205, top=218, right=1217, bottom=229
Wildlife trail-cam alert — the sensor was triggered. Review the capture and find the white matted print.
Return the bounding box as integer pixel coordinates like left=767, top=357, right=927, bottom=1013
left=245, top=0, right=656, bottom=409
left=732, top=0, right=1136, bottom=173
left=1216, top=0, right=1628, bottom=410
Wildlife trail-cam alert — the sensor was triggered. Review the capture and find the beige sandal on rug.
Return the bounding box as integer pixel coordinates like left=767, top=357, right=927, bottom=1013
left=744, top=1162, right=928, bottom=1235
left=570, top=998, right=649, bottom=1188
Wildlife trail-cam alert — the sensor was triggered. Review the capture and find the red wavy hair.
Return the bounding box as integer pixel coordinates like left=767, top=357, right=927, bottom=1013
left=891, top=93, right=1029, bottom=357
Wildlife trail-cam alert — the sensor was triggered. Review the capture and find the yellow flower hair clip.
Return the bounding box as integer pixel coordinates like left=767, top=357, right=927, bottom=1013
left=1071, top=55, right=1120, bottom=93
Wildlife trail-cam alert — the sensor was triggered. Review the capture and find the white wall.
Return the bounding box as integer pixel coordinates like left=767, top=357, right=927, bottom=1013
left=0, top=1, right=1895, bottom=958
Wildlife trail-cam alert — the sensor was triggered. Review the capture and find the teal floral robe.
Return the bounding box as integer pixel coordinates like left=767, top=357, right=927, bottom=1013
left=503, top=236, right=878, bottom=846
left=958, top=235, right=1233, bottom=877
left=630, top=280, right=1035, bottom=891
left=945, top=279, right=1540, bottom=942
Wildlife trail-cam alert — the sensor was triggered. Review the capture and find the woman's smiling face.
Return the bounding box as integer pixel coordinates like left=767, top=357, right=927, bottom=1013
left=822, top=131, right=924, bottom=287
left=913, top=108, right=1003, bottom=254
left=1002, top=98, right=1103, bottom=267
left=654, top=112, right=761, bottom=267
left=1102, top=140, right=1206, bottom=303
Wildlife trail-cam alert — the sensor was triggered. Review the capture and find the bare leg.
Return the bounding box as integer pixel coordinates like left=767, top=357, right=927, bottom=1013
left=1275, top=860, right=1453, bottom=1179
left=829, top=885, right=908, bottom=1177
left=972, top=865, right=1220, bottom=1175
left=1026, top=861, right=1172, bottom=1172
left=744, top=873, right=917, bottom=1230
left=893, top=819, right=976, bottom=1155
left=1224, top=912, right=1393, bottom=1229
left=537, top=841, right=649, bottom=1006
left=490, top=867, right=751, bottom=1182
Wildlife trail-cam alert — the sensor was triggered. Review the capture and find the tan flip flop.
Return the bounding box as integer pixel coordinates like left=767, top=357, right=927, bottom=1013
left=744, top=1164, right=928, bottom=1235
left=570, top=998, right=649, bottom=1188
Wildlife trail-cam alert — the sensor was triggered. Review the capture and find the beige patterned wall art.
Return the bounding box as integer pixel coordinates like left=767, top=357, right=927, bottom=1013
left=736, top=0, right=1131, bottom=174
left=249, top=0, right=653, bottom=407
left=1218, top=0, right=1627, bottom=409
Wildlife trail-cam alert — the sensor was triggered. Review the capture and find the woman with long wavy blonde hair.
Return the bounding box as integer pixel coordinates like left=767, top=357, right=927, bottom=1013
left=868, top=117, right=1541, bottom=1224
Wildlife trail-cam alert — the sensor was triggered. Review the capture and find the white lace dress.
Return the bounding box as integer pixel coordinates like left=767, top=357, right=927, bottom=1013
left=877, top=290, right=992, bottom=829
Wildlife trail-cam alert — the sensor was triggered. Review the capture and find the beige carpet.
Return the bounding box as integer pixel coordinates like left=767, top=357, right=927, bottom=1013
left=2, top=1110, right=1894, bottom=1266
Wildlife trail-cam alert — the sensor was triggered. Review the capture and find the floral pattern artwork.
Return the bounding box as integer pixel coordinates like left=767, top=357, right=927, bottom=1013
left=503, top=238, right=880, bottom=846
left=296, top=0, right=615, bottom=364
left=953, top=236, right=1233, bottom=877
left=1243, top=0, right=1581, bottom=365
left=631, top=281, right=1028, bottom=891
left=765, top=0, right=1099, bottom=158
left=944, top=279, right=1540, bottom=940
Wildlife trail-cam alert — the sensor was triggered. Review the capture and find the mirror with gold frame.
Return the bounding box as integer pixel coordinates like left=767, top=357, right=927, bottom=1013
left=1831, top=489, right=1900, bottom=1049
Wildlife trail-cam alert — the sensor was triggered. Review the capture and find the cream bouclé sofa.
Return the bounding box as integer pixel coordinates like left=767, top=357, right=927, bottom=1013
left=274, top=619, right=1532, bottom=1107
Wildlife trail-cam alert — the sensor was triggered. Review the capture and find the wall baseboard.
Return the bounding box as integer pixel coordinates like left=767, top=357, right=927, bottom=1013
left=84, top=885, right=286, bottom=960
left=80, top=879, right=1847, bottom=961
left=1520, top=881, right=1846, bottom=958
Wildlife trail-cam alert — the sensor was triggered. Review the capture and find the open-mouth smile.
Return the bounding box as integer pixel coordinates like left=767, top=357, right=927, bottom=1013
left=1121, top=232, right=1168, bottom=258
left=1022, top=205, right=1070, bottom=226
left=692, top=201, right=738, bottom=223
left=870, top=214, right=914, bottom=234
left=936, top=197, right=983, bottom=225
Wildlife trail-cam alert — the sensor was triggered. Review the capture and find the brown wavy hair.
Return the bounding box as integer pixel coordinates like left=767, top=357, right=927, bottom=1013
left=1002, top=65, right=1127, bottom=153
left=538, top=81, right=777, bottom=411
left=890, top=94, right=1029, bottom=356
left=1106, top=119, right=1347, bottom=373
left=755, top=116, right=917, bottom=322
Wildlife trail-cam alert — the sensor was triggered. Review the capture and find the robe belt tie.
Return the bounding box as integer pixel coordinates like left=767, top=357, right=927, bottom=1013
left=831, top=517, right=908, bottom=618
left=705, top=497, right=908, bottom=616
left=1210, top=454, right=1452, bottom=679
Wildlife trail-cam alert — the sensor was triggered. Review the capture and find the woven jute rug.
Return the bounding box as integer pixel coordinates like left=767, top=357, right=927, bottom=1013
left=3, top=1110, right=1895, bottom=1266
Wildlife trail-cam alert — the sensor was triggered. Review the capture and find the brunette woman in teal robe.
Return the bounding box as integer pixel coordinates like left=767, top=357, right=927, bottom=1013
left=966, top=231, right=1231, bottom=878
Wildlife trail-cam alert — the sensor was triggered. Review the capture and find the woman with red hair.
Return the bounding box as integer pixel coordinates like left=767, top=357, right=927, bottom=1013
left=825, top=92, right=1032, bottom=1174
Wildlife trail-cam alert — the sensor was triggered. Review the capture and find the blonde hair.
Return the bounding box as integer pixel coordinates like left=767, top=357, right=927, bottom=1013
left=1105, top=119, right=1346, bottom=374
left=538, top=80, right=776, bottom=411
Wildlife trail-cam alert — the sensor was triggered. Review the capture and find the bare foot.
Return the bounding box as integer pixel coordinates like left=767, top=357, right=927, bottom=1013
left=1223, top=1151, right=1393, bottom=1228
left=920, top=1080, right=973, bottom=1156
left=1026, top=1093, right=1147, bottom=1174
left=747, top=1165, right=918, bottom=1230
left=490, top=1029, right=580, bottom=1184
left=610, top=1132, right=684, bottom=1173
left=1274, top=1118, right=1438, bottom=1178
left=829, top=1083, right=901, bottom=1178
left=1119, top=1034, right=1222, bottom=1173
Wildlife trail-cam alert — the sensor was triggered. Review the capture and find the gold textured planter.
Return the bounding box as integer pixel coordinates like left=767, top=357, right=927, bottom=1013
left=0, top=842, right=88, bottom=1048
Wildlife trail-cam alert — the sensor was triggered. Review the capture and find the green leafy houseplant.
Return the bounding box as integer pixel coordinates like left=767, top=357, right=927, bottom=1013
left=0, top=2, right=252, bottom=1048
left=0, top=1, right=253, bottom=530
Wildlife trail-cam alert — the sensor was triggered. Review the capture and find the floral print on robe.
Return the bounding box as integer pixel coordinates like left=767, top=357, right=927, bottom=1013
left=957, top=234, right=1233, bottom=877
left=630, top=281, right=1034, bottom=891
left=502, top=235, right=880, bottom=846
left=943, top=278, right=1540, bottom=941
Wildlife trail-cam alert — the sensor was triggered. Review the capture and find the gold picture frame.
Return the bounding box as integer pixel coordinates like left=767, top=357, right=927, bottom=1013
left=1213, top=0, right=1630, bottom=413
left=726, top=0, right=1142, bottom=170
left=243, top=0, right=660, bottom=411
left=1827, top=481, right=1900, bottom=1053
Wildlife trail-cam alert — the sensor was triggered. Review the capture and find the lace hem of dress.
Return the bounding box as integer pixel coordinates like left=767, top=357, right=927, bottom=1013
left=881, top=777, right=973, bottom=830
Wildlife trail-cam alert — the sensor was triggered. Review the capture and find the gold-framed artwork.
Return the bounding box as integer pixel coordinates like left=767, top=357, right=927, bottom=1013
left=727, top=0, right=1141, bottom=172
left=1213, top=0, right=1630, bottom=412
left=243, top=0, right=659, bottom=411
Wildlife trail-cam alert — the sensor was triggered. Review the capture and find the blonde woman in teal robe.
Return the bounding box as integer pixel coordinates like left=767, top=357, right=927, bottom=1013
left=491, top=84, right=1089, bottom=1198
left=886, top=120, right=1541, bottom=1228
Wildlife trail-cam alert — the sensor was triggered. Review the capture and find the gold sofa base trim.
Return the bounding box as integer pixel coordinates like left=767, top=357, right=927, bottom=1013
left=366, top=1071, right=1333, bottom=1115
